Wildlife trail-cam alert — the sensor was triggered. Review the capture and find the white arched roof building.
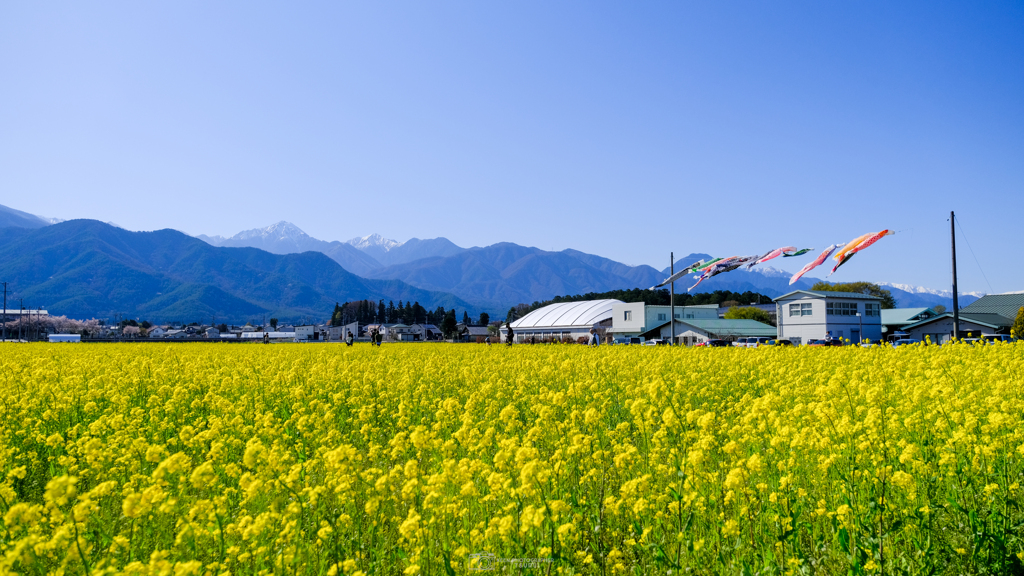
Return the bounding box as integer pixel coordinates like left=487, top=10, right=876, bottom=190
left=506, top=299, right=623, bottom=343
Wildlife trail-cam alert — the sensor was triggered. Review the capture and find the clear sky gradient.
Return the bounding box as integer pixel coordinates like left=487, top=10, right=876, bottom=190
left=2, top=1, right=1021, bottom=293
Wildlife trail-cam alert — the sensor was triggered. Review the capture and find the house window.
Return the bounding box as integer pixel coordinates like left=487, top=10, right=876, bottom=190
left=674, top=313, right=680, bottom=319
left=864, top=303, right=880, bottom=317
left=790, top=302, right=813, bottom=317
left=826, top=302, right=858, bottom=316
left=657, top=313, right=666, bottom=321
left=624, top=311, right=632, bottom=321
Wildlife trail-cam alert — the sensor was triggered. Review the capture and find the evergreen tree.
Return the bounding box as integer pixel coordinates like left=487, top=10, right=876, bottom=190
left=441, top=309, right=458, bottom=339
left=412, top=302, right=427, bottom=324
left=479, top=312, right=490, bottom=326
left=462, top=311, right=471, bottom=325
left=1012, top=306, right=1024, bottom=340
left=387, top=301, right=396, bottom=323
left=378, top=300, right=386, bottom=323
left=396, top=301, right=405, bottom=323
left=430, top=306, right=446, bottom=326
left=269, top=318, right=279, bottom=330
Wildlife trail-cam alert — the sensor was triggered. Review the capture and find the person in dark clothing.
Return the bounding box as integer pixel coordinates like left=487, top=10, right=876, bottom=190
left=506, top=324, right=514, bottom=346
left=263, top=332, right=269, bottom=344
left=375, top=329, right=384, bottom=347
left=346, top=331, right=354, bottom=346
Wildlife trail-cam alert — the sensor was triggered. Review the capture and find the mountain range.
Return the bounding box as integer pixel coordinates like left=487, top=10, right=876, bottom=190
left=0, top=219, right=471, bottom=322
left=193, top=222, right=977, bottom=311
left=0, top=204, right=979, bottom=321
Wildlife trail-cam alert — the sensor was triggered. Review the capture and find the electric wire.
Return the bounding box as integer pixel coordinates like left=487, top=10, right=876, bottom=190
left=954, top=214, right=995, bottom=295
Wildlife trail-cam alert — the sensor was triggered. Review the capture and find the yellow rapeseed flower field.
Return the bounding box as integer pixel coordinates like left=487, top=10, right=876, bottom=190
left=1, top=341, right=1023, bottom=575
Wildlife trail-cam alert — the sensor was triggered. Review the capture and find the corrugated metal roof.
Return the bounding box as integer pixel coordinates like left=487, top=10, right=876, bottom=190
left=881, top=308, right=935, bottom=326
left=774, top=290, right=882, bottom=301
left=643, top=318, right=777, bottom=338
left=511, top=299, right=623, bottom=329
left=902, top=312, right=1013, bottom=331
left=682, top=318, right=778, bottom=335
left=960, top=293, right=1024, bottom=320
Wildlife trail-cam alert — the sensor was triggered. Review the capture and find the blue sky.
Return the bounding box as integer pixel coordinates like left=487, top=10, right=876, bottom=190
left=2, top=1, right=1021, bottom=293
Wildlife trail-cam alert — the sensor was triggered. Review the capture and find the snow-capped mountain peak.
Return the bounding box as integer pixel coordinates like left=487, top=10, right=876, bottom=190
left=749, top=265, right=792, bottom=279
left=232, top=221, right=310, bottom=242
left=347, top=233, right=402, bottom=252
left=877, top=282, right=987, bottom=299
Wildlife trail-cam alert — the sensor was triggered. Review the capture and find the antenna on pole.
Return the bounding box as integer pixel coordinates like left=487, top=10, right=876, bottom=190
left=2, top=281, right=7, bottom=343
left=951, top=211, right=960, bottom=340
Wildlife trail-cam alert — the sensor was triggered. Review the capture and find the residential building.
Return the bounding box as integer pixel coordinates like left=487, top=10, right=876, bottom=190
left=457, top=324, right=492, bottom=343
left=295, top=325, right=321, bottom=341
left=773, top=290, right=883, bottom=345
left=609, top=303, right=719, bottom=339
left=901, top=291, right=1024, bottom=343
left=328, top=322, right=361, bottom=341
left=880, top=308, right=938, bottom=338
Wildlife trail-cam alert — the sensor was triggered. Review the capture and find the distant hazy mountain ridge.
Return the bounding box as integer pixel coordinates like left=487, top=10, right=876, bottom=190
left=0, top=204, right=57, bottom=229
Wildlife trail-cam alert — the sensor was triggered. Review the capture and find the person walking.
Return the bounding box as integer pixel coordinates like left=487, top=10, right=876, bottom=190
left=375, top=329, right=384, bottom=347
left=346, top=331, right=354, bottom=346
left=506, top=323, right=514, bottom=346
left=589, top=328, right=600, bottom=347
left=263, top=332, right=269, bottom=344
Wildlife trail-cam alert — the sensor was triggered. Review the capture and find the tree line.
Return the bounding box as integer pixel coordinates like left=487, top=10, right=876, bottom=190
left=330, top=300, right=490, bottom=328
left=519, top=288, right=775, bottom=318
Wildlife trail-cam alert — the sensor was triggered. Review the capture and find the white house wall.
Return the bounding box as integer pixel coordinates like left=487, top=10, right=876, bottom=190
left=611, top=302, right=646, bottom=335
left=776, top=294, right=882, bottom=344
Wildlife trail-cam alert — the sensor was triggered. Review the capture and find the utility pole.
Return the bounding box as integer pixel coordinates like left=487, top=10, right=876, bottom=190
left=951, top=211, right=960, bottom=340
left=19, top=299, right=24, bottom=342
left=670, top=252, right=675, bottom=346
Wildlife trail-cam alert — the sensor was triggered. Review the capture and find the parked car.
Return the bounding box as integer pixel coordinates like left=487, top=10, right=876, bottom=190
left=806, top=339, right=842, bottom=347
left=613, top=337, right=644, bottom=345
left=733, top=337, right=750, bottom=348
left=747, top=337, right=772, bottom=348
left=644, top=339, right=668, bottom=346
left=980, top=335, right=1017, bottom=344
left=766, top=339, right=793, bottom=346
left=696, top=339, right=731, bottom=347
left=892, top=339, right=922, bottom=347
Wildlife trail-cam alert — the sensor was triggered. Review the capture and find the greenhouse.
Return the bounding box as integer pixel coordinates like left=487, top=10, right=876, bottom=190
left=505, top=299, right=622, bottom=343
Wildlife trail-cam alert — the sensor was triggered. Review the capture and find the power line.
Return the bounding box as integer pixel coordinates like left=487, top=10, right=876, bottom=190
left=953, top=214, right=995, bottom=295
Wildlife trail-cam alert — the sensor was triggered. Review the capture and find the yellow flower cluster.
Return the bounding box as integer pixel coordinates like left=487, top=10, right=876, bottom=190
left=0, top=341, right=1022, bottom=574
